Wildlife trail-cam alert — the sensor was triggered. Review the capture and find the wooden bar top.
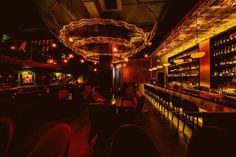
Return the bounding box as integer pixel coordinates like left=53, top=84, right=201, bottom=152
left=145, top=84, right=236, bottom=112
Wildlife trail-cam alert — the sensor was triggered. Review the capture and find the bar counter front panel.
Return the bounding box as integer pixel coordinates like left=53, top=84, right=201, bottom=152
left=145, top=84, right=236, bottom=112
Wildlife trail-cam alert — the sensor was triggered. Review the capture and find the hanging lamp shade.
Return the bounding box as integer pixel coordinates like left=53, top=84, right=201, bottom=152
left=156, top=65, right=163, bottom=69
left=173, top=59, right=184, bottom=64
left=191, top=51, right=206, bottom=58
left=163, top=63, right=170, bottom=66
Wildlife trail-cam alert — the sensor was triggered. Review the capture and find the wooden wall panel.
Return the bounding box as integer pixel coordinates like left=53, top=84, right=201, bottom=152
left=123, top=59, right=150, bottom=83
left=199, top=39, right=210, bottom=88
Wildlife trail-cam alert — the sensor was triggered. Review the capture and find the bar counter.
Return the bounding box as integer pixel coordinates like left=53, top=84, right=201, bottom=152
left=145, top=84, right=236, bottom=112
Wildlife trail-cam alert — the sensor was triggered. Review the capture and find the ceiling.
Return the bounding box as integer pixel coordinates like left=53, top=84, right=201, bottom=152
left=153, top=0, right=236, bottom=59
left=0, top=0, right=199, bottom=61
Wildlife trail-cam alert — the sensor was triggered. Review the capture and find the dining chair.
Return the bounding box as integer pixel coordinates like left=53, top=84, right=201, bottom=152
left=27, top=123, right=71, bottom=157
left=109, top=124, right=160, bottom=157
left=0, top=117, right=14, bottom=157
left=186, top=126, right=228, bottom=157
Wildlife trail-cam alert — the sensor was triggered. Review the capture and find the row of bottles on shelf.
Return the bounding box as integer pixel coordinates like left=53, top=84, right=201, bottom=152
left=213, top=67, right=236, bottom=77
left=212, top=43, right=236, bottom=56
left=216, top=82, right=236, bottom=95
left=212, top=32, right=236, bottom=47
left=168, top=72, right=199, bottom=77
left=169, top=65, right=199, bottom=73
left=168, top=81, right=199, bottom=89
left=214, top=56, right=236, bottom=66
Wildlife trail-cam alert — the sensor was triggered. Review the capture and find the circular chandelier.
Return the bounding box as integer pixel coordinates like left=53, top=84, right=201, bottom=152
left=59, top=18, right=148, bottom=63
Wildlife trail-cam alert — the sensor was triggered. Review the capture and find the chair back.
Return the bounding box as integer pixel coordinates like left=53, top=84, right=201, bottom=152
left=89, top=105, right=117, bottom=134
left=0, top=118, right=14, bottom=157
left=172, top=95, right=183, bottom=108
left=110, top=124, right=160, bottom=157
left=136, top=95, right=145, bottom=112
left=186, top=126, right=228, bottom=157
left=183, top=100, right=199, bottom=112
left=27, top=123, right=71, bottom=157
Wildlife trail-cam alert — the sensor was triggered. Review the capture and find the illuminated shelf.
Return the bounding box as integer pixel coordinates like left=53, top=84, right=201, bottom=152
left=212, top=75, right=236, bottom=77
left=168, top=75, right=199, bottom=78
left=210, top=27, right=236, bottom=90
left=213, top=51, right=236, bottom=58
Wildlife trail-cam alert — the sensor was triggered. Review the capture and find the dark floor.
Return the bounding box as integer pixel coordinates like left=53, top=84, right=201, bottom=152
left=5, top=98, right=188, bottom=157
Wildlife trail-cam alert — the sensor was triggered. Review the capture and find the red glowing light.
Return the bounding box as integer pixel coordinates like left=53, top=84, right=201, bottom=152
left=47, top=59, right=54, bottom=64
left=148, top=42, right=152, bottom=46
left=68, top=54, right=74, bottom=59
left=144, top=54, right=148, bottom=58
left=10, top=46, right=16, bottom=50
left=63, top=59, right=68, bottom=63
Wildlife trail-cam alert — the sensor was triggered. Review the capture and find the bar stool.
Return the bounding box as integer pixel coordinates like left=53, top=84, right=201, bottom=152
left=162, top=92, right=172, bottom=118
left=182, top=100, right=201, bottom=132
left=171, top=95, right=183, bottom=129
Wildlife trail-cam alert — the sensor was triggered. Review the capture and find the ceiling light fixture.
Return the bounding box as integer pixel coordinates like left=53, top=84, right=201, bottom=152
left=59, top=18, right=148, bottom=63
left=80, top=59, right=85, bottom=63
left=190, top=15, right=206, bottom=59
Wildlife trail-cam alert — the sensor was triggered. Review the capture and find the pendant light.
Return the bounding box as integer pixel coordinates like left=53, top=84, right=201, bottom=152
left=191, top=15, right=205, bottom=59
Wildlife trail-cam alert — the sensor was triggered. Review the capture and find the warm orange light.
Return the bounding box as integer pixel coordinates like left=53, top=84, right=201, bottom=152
left=144, top=54, right=148, bottom=58
left=148, top=42, right=152, bottom=46
left=69, top=37, right=74, bottom=42
left=124, top=58, right=128, bottom=62
left=52, top=43, right=57, bottom=48
left=123, top=63, right=126, bottom=67
left=156, top=65, right=163, bottom=69
left=63, top=59, right=68, bottom=63
left=10, top=46, right=16, bottom=50
left=148, top=68, right=153, bottom=71
left=94, top=68, right=97, bottom=72
left=113, top=47, right=118, bottom=52
left=94, top=62, right=97, bottom=65
left=68, top=54, right=74, bottom=59
left=116, top=64, right=121, bottom=68
left=163, top=63, right=171, bottom=67
left=47, top=59, right=54, bottom=64
left=174, top=59, right=184, bottom=64
left=191, top=51, right=206, bottom=58
left=80, top=59, right=85, bottom=63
